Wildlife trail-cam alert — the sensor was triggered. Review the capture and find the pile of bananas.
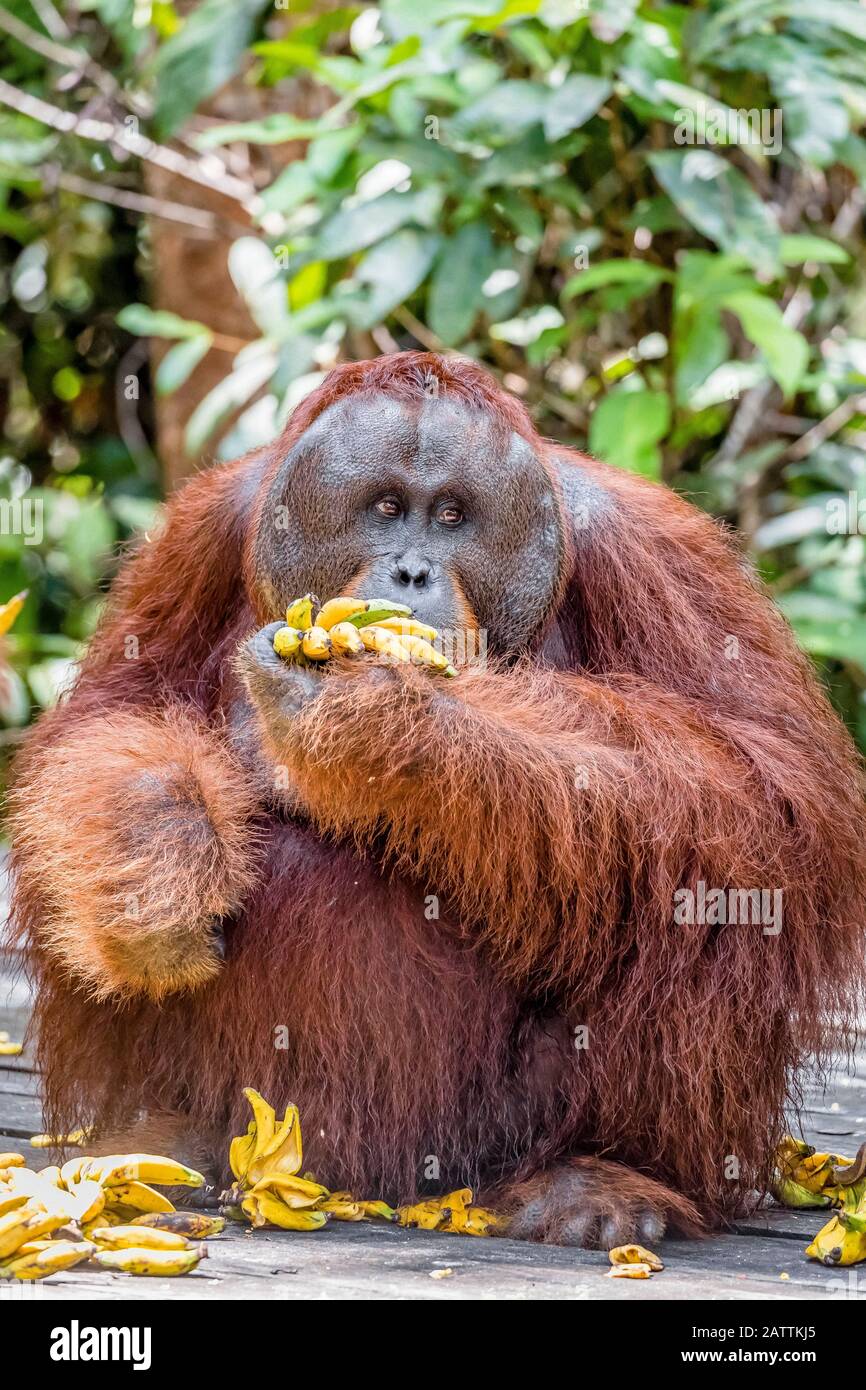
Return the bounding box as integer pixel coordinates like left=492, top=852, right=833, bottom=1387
left=223, top=1088, right=499, bottom=1236
left=272, top=594, right=456, bottom=676
left=0, top=1148, right=222, bottom=1280
left=773, top=1135, right=866, bottom=1265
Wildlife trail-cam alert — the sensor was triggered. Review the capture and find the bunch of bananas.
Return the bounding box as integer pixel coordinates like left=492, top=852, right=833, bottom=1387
left=272, top=594, right=456, bottom=676
left=773, top=1135, right=866, bottom=1266
left=223, top=1088, right=399, bottom=1230
left=223, top=1089, right=500, bottom=1237
left=0, top=1147, right=221, bottom=1279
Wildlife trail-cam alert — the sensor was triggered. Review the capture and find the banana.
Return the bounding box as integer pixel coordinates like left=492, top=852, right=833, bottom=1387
left=773, top=1176, right=831, bottom=1209
left=396, top=1198, right=452, bottom=1231
left=241, top=1191, right=329, bottom=1231
left=391, top=633, right=456, bottom=676
left=319, top=1197, right=364, bottom=1221
left=805, top=1212, right=866, bottom=1266
left=273, top=626, right=303, bottom=659
left=2, top=1238, right=95, bottom=1281
left=358, top=626, right=415, bottom=664
left=285, top=594, right=318, bottom=629
left=89, top=1224, right=190, bottom=1251
left=314, top=597, right=370, bottom=629
left=66, top=1179, right=106, bottom=1224
left=103, top=1181, right=175, bottom=1214
left=0, top=1041, right=22, bottom=1055
left=301, top=625, right=332, bottom=661
left=0, top=1205, right=67, bottom=1258
left=0, top=589, right=26, bottom=636
left=368, top=616, right=440, bottom=642
left=606, top=1262, right=653, bottom=1278
left=344, top=600, right=413, bottom=629
left=131, top=1211, right=226, bottom=1237
left=93, top=1244, right=206, bottom=1276
left=6, top=1167, right=78, bottom=1220
left=447, top=1205, right=500, bottom=1236
left=609, top=1244, right=664, bottom=1270
left=248, top=1172, right=329, bottom=1208
left=328, top=621, right=364, bottom=655
left=358, top=1200, right=400, bottom=1223
left=0, top=1190, right=29, bottom=1219
left=0, top=1153, right=25, bottom=1169
left=85, top=1154, right=203, bottom=1188
left=30, top=1128, right=90, bottom=1149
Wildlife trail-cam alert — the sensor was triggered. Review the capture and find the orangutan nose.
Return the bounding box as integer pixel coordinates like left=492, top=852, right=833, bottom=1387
left=392, top=550, right=432, bottom=589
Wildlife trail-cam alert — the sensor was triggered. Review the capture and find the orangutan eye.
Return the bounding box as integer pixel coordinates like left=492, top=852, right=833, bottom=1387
left=374, top=496, right=402, bottom=519
left=436, top=502, right=464, bottom=527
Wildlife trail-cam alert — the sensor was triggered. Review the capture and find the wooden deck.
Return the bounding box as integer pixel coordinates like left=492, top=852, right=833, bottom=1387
left=2, top=949, right=864, bottom=1301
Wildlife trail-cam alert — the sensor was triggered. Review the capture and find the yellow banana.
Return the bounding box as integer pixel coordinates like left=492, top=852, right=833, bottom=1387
left=6, top=1167, right=78, bottom=1220
left=328, top=621, right=364, bottom=655
left=301, top=625, right=332, bottom=661
left=82, top=1210, right=124, bottom=1237
left=319, top=1197, right=364, bottom=1221
left=0, top=589, right=27, bottom=636
left=359, top=626, right=414, bottom=664
left=2, top=1238, right=95, bottom=1281
left=357, top=1200, right=399, bottom=1223
left=609, top=1244, right=664, bottom=1270
left=0, top=1190, right=29, bottom=1218
left=285, top=594, right=318, bottom=629
left=248, top=1172, right=329, bottom=1208
left=392, top=633, right=456, bottom=676
left=86, top=1154, right=203, bottom=1188
left=368, top=616, right=440, bottom=642
left=89, top=1224, right=190, bottom=1251
left=0, top=1153, right=25, bottom=1169
left=93, top=1244, right=206, bottom=1276
left=66, top=1179, right=106, bottom=1224
left=396, top=1198, right=452, bottom=1231
left=805, top=1212, right=866, bottom=1266
left=131, top=1211, right=226, bottom=1238
left=314, top=597, right=369, bottom=629
left=0, top=1041, right=22, bottom=1055
left=60, top=1156, right=91, bottom=1188
left=30, top=1128, right=90, bottom=1149
left=103, top=1181, right=175, bottom=1214
left=447, top=1205, right=500, bottom=1236
left=606, top=1262, right=653, bottom=1278
left=241, top=1190, right=329, bottom=1230
left=273, top=626, right=303, bottom=659
left=0, top=1205, right=67, bottom=1258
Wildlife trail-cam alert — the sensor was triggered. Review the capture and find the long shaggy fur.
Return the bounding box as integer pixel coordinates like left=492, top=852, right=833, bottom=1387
left=8, top=351, right=866, bottom=1236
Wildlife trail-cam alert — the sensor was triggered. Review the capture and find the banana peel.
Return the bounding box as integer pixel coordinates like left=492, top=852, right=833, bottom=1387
left=397, top=1188, right=501, bottom=1236
left=774, top=1138, right=866, bottom=1267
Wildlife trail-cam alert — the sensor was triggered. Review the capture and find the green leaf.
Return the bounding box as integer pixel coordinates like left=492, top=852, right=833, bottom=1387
left=117, top=305, right=208, bottom=339
left=543, top=75, right=612, bottom=140
left=195, top=116, right=326, bottom=148
left=449, top=81, right=549, bottom=145
left=589, top=388, right=671, bottom=478
left=779, top=234, right=849, bottom=266
left=427, top=222, right=495, bottom=345
left=156, top=334, right=212, bottom=395
left=313, top=188, right=441, bottom=261
left=649, top=150, right=781, bottom=276
left=562, top=259, right=671, bottom=300
left=352, top=229, right=441, bottom=327
left=721, top=292, right=809, bottom=399
left=151, top=0, right=273, bottom=138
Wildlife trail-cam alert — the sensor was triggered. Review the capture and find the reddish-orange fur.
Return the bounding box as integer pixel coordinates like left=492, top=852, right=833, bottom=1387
left=7, top=352, right=865, bottom=1238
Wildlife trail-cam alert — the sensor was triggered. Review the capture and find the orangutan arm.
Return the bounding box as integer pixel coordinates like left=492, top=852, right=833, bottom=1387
left=238, top=632, right=796, bottom=994
left=9, top=707, right=260, bottom=1000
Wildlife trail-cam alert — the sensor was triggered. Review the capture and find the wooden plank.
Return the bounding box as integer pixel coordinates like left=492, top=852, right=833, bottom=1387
left=11, top=1221, right=858, bottom=1302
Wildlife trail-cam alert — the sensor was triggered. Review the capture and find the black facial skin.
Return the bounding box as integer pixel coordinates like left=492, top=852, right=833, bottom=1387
left=251, top=392, right=565, bottom=656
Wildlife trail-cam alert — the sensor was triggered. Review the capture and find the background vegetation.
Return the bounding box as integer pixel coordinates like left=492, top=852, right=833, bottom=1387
left=1, top=0, right=865, bottom=796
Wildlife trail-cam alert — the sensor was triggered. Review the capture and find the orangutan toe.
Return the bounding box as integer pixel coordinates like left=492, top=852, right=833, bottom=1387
left=495, top=1157, right=703, bottom=1249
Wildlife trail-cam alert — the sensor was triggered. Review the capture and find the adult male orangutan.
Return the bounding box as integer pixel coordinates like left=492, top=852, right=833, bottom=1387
left=9, top=352, right=866, bottom=1247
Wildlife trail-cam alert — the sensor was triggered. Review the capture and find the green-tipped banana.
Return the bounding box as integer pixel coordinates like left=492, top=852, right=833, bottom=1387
left=344, top=600, right=413, bottom=629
